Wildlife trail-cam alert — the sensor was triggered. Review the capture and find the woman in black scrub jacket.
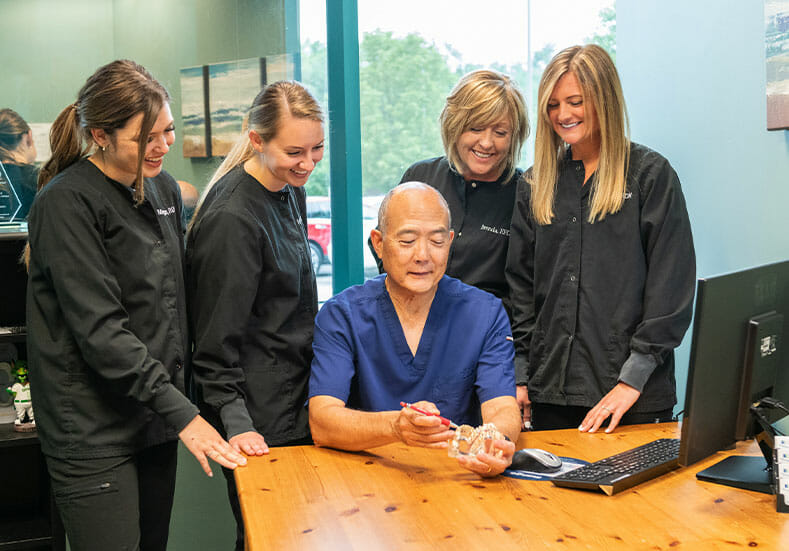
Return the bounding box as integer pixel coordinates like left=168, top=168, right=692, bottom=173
left=26, top=59, right=244, bottom=551
left=186, top=80, right=324, bottom=551
left=506, top=45, right=695, bottom=433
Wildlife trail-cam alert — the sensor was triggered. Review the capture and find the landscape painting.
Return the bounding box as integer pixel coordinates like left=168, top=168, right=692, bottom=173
left=208, top=58, right=264, bottom=156
left=766, top=0, right=789, bottom=130
left=180, top=65, right=209, bottom=157
left=265, top=53, right=297, bottom=83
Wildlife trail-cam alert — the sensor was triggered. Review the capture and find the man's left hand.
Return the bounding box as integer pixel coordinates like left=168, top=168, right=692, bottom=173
left=456, top=438, right=515, bottom=477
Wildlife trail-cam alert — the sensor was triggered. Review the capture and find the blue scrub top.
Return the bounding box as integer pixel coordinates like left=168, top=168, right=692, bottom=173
left=309, top=275, right=515, bottom=426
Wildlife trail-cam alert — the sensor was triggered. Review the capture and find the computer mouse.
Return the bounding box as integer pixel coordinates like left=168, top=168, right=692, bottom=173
left=510, top=448, right=563, bottom=473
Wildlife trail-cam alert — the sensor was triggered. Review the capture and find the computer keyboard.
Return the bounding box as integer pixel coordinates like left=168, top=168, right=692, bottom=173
left=552, top=438, right=681, bottom=495
left=0, top=326, right=26, bottom=335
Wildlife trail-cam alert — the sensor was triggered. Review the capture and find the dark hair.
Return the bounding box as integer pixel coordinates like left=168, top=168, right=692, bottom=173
left=39, top=59, right=170, bottom=204
left=0, top=108, right=31, bottom=163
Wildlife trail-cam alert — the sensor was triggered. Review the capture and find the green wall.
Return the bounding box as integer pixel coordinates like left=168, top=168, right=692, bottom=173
left=0, top=1, right=294, bottom=548
left=0, top=0, right=297, bottom=192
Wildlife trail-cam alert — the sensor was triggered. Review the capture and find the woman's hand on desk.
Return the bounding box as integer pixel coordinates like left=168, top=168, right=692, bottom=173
left=179, top=415, right=248, bottom=477
left=230, top=431, right=270, bottom=456
left=579, top=383, right=641, bottom=434
left=456, top=439, right=515, bottom=478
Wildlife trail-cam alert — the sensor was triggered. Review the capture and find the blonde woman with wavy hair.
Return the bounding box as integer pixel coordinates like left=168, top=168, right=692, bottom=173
left=373, top=69, right=529, bottom=313
left=186, top=80, right=324, bottom=551
left=506, top=45, right=696, bottom=434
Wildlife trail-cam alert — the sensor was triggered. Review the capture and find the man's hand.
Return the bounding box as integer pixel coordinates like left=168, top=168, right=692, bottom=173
left=179, top=415, right=247, bottom=477
left=456, top=438, right=516, bottom=477
left=393, top=401, right=453, bottom=449
left=229, top=431, right=270, bottom=457
left=516, top=384, right=531, bottom=430
left=579, top=382, right=641, bottom=433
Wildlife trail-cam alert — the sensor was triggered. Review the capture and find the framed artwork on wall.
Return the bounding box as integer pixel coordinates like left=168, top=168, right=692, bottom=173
left=179, top=54, right=298, bottom=157
left=208, top=57, right=266, bottom=156
left=180, top=65, right=211, bottom=157
left=766, top=0, right=789, bottom=130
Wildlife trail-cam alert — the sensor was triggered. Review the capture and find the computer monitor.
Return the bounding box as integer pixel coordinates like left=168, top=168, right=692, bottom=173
left=0, top=232, right=28, bottom=329
left=678, top=260, right=789, bottom=493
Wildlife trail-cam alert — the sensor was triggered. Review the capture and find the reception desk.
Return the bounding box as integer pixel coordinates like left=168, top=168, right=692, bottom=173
left=235, top=423, right=786, bottom=550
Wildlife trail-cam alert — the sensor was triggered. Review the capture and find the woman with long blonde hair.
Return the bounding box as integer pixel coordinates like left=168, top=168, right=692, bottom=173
left=506, top=45, right=695, bottom=433
left=186, top=80, right=324, bottom=550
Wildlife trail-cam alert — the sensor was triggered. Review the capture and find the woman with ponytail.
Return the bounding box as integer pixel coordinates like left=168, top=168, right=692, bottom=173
left=506, top=45, right=696, bottom=434
left=0, top=108, right=38, bottom=219
left=26, top=59, right=245, bottom=551
left=186, top=80, right=324, bottom=550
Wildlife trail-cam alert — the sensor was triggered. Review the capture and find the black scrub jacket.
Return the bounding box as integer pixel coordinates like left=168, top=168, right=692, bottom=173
left=506, top=142, right=696, bottom=412
left=27, top=159, right=198, bottom=459
left=186, top=165, right=316, bottom=447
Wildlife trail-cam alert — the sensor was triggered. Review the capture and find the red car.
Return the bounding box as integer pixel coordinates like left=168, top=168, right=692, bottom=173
left=306, top=196, right=331, bottom=269
left=306, top=195, right=383, bottom=272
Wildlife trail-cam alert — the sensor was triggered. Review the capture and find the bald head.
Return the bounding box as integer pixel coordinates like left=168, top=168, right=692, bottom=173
left=377, top=182, right=451, bottom=237
left=370, top=182, right=454, bottom=299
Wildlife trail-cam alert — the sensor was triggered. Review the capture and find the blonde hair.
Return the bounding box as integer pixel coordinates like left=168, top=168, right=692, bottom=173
left=38, top=60, right=170, bottom=205
left=192, top=81, right=323, bottom=223
left=440, top=69, right=529, bottom=183
left=530, top=44, right=630, bottom=225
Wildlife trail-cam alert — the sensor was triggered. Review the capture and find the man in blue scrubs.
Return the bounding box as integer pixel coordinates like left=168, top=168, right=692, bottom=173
left=308, top=182, right=520, bottom=477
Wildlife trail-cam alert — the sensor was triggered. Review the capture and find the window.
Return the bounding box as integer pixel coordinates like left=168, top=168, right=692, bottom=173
left=301, top=0, right=615, bottom=303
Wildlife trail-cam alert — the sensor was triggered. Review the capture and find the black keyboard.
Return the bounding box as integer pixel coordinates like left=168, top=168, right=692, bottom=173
left=0, top=326, right=26, bottom=335
left=552, top=438, right=681, bottom=495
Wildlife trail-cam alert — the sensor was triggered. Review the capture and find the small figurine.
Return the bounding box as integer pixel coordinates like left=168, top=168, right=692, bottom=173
left=6, top=362, right=35, bottom=432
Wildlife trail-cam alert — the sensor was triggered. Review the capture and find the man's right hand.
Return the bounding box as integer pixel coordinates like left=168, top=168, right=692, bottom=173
left=393, top=401, right=454, bottom=449
left=516, top=385, right=531, bottom=430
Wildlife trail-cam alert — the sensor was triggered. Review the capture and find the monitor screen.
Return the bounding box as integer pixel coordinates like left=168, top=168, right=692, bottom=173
left=0, top=232, right=28, bottom=329
left=679, top=260, right=789, bottom=468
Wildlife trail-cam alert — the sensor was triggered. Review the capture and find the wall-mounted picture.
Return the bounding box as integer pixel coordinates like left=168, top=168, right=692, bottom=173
left=266, top=53, right=297, bottom=83
left=208, top=58, right=265, bottom=156
left=766, top=0, right=789, bottom=130
left=179, top=53, right=298, bottom=157
left=181, top=65, right=210, bottom=157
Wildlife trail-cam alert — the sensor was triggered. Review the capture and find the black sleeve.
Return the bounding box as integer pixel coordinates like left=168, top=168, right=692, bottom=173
left=618, top=156, right=696, bottom=391
left=504, top=178, right=536, bottom=385
left=187, top=208, right=263, bottom=438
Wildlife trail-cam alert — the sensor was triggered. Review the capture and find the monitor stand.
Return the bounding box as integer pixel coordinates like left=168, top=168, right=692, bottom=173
left=696, top=455, right=772, bottom=494
left=696, top=411, right=780, bottom=495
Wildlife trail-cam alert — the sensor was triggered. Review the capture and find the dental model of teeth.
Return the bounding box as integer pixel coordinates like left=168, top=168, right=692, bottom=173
left=448, top=423, right=504, bottom=459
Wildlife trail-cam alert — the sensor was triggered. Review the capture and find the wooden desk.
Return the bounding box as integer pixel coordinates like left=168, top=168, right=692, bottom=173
left=235, top=423, right=787, bottom=550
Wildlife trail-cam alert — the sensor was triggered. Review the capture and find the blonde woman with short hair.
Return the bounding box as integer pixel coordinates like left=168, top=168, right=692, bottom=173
left=506, top=45, right=695, bottom=433
left=373, top=69, right=529, bottom=314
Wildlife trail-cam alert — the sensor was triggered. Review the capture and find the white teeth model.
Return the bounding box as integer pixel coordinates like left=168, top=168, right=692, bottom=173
left=561, top=122, right=579, bottom=129
left=473, top=150, right=493, bottom=158
left=292, top=169, right=308, bottom=175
